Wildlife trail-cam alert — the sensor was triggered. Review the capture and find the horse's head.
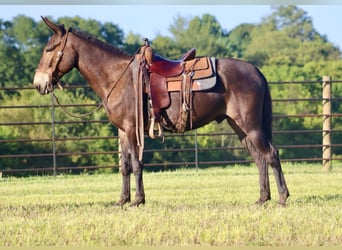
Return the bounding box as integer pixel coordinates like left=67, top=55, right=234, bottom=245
left=33, top=17, right=76, bottom=95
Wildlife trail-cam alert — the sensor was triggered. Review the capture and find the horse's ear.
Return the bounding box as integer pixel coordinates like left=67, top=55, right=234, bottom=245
left=41, top=16, right=65, bottom=36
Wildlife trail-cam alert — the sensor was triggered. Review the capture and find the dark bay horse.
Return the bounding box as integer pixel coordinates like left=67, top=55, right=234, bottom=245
left=33, top=17, right=289, bottom=206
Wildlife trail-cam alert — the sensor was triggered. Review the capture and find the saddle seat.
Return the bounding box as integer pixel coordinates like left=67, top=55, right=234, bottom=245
left=148, top=48, right=196, bottom=77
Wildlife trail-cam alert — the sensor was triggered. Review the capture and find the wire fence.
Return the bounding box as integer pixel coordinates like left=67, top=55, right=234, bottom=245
left=1, top=77, right=341, bottom=175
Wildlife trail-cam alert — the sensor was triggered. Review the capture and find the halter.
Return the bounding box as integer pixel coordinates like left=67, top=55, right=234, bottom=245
left=51, top=29, right=70, bottom=84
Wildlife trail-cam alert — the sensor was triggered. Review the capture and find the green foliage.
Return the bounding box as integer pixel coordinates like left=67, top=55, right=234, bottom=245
left=150, top=35, right=181, bottom=59
left=226, top=23, right=254, bottom=58
left=123, top=31, right=143, bottom=54
left=243, top=6, right=340, bottom=67
left=167, top=14, right=229, bottom=57
left=0, top=89, right=118, bottom=174
left=1, top=6, right=342, bottom=173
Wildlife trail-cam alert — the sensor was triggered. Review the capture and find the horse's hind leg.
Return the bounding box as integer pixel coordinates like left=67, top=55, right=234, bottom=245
left=241, top=130, right=272, bottom=204
left=243, top=128, right=289, bottom=206
left=227, top=118, right=289, bottom=205
left=227, top=119, right=271, bottom=204
left=268, top=145, right=289, bottom=206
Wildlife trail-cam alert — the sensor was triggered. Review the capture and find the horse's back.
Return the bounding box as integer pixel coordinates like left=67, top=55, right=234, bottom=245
left=217, top=57, right=266, bottom=88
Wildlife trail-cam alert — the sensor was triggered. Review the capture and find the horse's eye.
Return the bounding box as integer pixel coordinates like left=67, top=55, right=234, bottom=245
left=45, top=45, right=54, bottom=52
left=46, top=41, right=61, bottom=52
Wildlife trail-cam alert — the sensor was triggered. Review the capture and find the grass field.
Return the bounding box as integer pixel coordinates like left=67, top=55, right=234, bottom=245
left=0, top=164, right=341, bottom=246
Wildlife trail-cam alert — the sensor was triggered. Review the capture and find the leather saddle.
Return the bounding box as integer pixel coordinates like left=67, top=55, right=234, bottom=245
left=136, top=39, right=217, bottom=137
left=144, top=45, right=216, bottom=114
left=148, top=48, right=196, bottom=77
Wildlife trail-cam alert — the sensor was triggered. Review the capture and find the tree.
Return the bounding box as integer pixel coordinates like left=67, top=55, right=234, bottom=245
left=124, top=31, right=143, bottom=54
left=2, top=10, right=342, bottom=174
left=151, top=34, right=182, bottom=59
left=0, top=16, right=125, bottom=175
left=263, top=5, right=321, bottom=42
left=243, top=5, right=340, bottom=67
left=226, top=23, right=255, bottom=58
left=167, top=14, right=229, bottom=57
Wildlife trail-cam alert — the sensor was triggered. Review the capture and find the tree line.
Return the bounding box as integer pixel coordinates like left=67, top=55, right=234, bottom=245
left=1, top=5, right=342, bottom=174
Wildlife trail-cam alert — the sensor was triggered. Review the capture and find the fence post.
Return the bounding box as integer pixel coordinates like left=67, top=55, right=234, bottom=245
left=51, top=93, right=57, bottom=176
left=322, top=76, right=332, bottom=171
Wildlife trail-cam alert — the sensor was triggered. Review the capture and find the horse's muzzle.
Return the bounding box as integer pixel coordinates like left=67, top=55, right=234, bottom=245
left=33, top=71, right=53, bottom=95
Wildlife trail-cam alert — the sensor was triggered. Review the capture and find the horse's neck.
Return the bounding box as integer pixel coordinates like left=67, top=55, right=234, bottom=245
left=72, top=34, right=132, bottom=100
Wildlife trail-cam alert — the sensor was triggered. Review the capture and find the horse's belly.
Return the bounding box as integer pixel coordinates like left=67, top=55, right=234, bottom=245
left=165, top=91, right=226, bottom=130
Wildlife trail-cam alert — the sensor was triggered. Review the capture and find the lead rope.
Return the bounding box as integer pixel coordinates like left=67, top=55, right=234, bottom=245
left=52, top=91, right=103, bottom=119
left=51, top=45, right=137, bottom=119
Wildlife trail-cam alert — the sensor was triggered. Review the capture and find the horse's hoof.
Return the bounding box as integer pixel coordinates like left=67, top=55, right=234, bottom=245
left=278, top=201, right=287, bottom=207
left=114, top=197, right=131, bottom=207
left=279, top=192, right=290, bottom=206
left=129, top=197, right=145, bottom=207
left=255, top=197, right=270, bottom=205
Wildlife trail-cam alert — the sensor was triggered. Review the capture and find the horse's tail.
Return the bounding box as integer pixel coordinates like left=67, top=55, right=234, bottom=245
left=258, top=69, right=273, bottom=143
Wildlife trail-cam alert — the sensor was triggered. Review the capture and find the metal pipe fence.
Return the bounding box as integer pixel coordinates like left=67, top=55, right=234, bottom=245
left=1, top=77, right=341, bottom=175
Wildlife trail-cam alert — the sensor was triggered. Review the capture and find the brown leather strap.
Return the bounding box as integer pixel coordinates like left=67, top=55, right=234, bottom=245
left=51, top=29, right=69, bottom=82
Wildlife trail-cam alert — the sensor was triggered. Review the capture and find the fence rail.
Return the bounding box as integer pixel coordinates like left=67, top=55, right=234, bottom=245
left=1, top=77, right=341, bottom=175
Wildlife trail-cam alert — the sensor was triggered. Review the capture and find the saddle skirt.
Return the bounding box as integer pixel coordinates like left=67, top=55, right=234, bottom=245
left=148, top=55, right=217, bottom=111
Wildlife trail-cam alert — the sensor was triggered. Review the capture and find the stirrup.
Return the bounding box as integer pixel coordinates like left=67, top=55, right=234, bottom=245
left=148, top=118, right=164, bottom=139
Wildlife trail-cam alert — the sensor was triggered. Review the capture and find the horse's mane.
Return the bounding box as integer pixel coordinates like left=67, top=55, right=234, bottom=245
left=70, top=28, right=132, bottom=58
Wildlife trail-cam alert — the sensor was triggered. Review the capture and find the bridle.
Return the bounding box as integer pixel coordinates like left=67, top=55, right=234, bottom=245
left=48, top=29, right=105, bottom=119
left=43, top=28, right=139, bottom=119
left=34, top=28, right=70, bottom=93
left=50, top=29, right=70, bottom=86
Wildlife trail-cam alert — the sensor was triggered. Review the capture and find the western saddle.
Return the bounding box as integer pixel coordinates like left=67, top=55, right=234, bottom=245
left=134, top=39, right=216, bottom=139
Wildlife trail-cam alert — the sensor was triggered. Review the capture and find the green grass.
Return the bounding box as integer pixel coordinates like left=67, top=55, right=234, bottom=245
left=0, top=164, right=341, bottom=246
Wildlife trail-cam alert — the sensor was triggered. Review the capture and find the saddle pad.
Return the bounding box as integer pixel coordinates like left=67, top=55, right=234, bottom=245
left=168, top=57, right=216, bottom=92
left=167, top=56, right=212, bottom=81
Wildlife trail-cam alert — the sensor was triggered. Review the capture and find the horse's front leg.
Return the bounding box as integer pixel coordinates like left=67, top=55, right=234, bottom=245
left=116, top=129, right=145, bottom=207
left=115, top=130, right=131, bottom=206
left=130, top=134, right=145, bottom=207
left=130, top=157, right=145, bottom=207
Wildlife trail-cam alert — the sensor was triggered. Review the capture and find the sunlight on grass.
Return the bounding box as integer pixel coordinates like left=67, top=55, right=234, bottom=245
left=0, top=164, right=341, bottom=246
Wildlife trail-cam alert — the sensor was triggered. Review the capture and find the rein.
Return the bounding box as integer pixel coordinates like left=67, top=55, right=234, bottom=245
left=105, top=56, right=135, bottom=101
left=52, top=91, right=103, bottom=119
left=105, top=44, right=146, bottom=101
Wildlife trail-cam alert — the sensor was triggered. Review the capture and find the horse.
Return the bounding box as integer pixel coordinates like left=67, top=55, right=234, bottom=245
left=33, top=17, right=289, bottom=207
